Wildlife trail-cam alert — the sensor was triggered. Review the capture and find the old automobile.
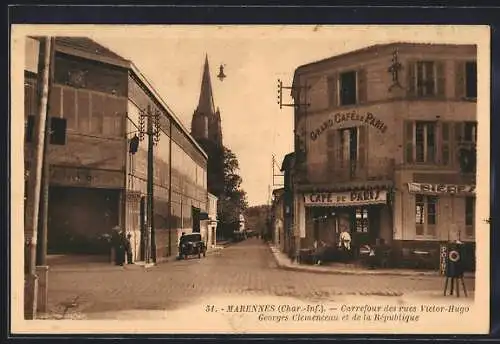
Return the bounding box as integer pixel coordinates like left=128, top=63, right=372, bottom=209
left=179, top=233, right=206, bottom=259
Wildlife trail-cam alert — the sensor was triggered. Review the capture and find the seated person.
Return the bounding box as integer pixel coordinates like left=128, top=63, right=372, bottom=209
left=312, top=240, right=327, bottom=265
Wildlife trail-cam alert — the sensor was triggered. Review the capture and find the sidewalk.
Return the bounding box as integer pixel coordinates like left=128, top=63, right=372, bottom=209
left=47, top=243, right=229, bottom=272
left=269, top=245, right=475, bottom=278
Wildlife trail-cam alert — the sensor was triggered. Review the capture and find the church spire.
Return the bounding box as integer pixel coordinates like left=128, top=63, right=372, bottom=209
left=196, top=54, right=216, bottom=116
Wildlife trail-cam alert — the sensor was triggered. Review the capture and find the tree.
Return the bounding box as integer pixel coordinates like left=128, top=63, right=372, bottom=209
left=196, top=138, right=225, bottom=198
left=217, top=146, right=248, bottom=238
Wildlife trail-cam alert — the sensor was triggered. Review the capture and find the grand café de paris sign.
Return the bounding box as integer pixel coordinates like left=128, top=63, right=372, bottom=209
left=310, top=111, right=387, bottom=142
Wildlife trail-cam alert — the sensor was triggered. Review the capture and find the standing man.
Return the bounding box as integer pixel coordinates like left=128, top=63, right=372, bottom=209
left=124, top=233, right=133, bottom=264
left=178, top=232, right=186, bottom=259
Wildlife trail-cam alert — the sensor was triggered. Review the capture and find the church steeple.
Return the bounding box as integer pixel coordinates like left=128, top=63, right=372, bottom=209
left=191, top=55, right=223, bottom=147
left=196, top=54, right=216, bottom=116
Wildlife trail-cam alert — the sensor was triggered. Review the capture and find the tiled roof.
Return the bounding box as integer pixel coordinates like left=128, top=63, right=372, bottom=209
left=295, top=42, right=476, bottom=72
left=55, top=36, right=128, bottom=63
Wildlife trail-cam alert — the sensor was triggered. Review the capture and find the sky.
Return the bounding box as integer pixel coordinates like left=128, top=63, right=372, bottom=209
left=15, top=25, right=488, bottom=206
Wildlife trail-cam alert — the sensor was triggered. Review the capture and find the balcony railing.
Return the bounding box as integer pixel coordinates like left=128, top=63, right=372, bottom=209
left=304, top=157, right=395, bottom=184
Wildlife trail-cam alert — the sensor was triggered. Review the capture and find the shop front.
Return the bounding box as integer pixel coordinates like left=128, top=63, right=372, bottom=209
left=392, top=180, right=476, bottom=271
left=300, top=188, right=393, bottom=260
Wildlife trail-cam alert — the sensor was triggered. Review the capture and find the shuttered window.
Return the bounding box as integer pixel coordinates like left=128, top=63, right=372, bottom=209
left=326, top=129, right=336, bottom=174
left=455, top=60, right=477, bottom=100
left=405, top=120, right=449, bottom=166
left=436, top=61, right=446, bottom=97
left=455, top=61, right=466, bottom=99
left=404, top=120, right=414, bottom=163
left=407, top=60, right=416, bottom=97
left=407, top=60, right=446, bottom=98
left=440, top=122, right=451, bottom=166
left=357, top=69, right=367, bottom=104
left=327, top=74, right=338, bottom=108
left=358, top=125, right=367, bottom=169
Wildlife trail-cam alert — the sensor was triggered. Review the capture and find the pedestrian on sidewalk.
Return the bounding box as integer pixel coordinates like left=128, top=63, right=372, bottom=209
left=178, top=232, right=186, bottom=259
left=124, top=233, right=133, bottom=264
left=111, top=227, right=125, bottom=266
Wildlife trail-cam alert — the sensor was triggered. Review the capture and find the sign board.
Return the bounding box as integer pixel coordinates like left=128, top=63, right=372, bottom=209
left=408, top=183, right=475, bottom=195
left=303, top=189, right=387, bottom=207
left=445, top=243, right=465, bottom=278
left=440, top=244, right=448, bottom=276
left=50, top=166, right=123, bottom=189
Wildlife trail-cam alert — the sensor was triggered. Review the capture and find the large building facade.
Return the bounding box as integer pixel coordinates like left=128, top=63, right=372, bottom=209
left=24, top=37, right=209, bottom=262
left=290, top=43, right=477, bottom=269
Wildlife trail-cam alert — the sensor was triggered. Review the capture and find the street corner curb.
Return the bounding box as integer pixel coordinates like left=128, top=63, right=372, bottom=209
left=268, top=245, right=471, bottom=278
left=126, top=262, right=157, bottom=270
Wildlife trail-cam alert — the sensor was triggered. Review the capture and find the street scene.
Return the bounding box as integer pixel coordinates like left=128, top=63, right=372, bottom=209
left=14, top=25, right=489, bottom=334
left=44, top=238, right=475, bottom=320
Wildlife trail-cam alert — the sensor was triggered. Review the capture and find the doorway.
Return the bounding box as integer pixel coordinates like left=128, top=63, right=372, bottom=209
left=351, top=206, right=381, bottom=247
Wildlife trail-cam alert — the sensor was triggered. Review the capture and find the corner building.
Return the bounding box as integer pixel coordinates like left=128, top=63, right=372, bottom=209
left=24, top=37, right=208, bottom=261
left=291, top=43, right=477, bottom=270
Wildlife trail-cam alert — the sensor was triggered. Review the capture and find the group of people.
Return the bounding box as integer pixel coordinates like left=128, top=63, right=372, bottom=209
left=111, top=227, right=133, bottom=266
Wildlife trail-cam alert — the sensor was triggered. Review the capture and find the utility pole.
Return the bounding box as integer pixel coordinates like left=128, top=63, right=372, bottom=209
left=277, top=78, right=310, bottom=165
left=146, top=105, right=155, bottom=263
left=168, top=122, right=172, bottom=257
left=24, top=36, right=52, bottom=320
left=37, top=37, right=55, bottom=267
left=135, top=105, right=160, bottom=264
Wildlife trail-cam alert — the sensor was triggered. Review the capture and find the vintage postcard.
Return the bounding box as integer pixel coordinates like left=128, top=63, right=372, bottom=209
left=11, top=24, right=490, bottom=335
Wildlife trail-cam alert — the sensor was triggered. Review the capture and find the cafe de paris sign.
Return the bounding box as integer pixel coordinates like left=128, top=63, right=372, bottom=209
left=304, top=189, right=388, bottom=207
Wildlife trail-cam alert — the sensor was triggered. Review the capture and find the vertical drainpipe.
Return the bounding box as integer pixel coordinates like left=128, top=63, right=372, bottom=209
left=122, top=73, right=130, bottom=238
left=168, top=118, right=173, bottom=256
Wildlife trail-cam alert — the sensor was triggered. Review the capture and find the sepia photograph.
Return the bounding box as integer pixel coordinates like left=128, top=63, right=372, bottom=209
left=10, top=24, right=490, bottom=334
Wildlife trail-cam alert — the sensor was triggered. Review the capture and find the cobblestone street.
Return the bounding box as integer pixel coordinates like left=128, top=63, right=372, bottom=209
left=46, top=237, right=475, bottom=318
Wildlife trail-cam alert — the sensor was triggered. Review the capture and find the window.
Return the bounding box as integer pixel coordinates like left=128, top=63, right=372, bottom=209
left=465, top=61, right=477, bottom=99
left=340, top=127, right=358, bottom=162
left=455, top=121, right=477, bottom=173
left=408, top=60, right=445, bottom=98
left=465, top=197, right=475, bottom=237
left=339, top=71, right=357, bottom=106
left=355, top=208, right=368, bottom=233
left=414, top=121, right=436, bottom=163
left=340, top=127, right=358, bottom=176
left=416, top=61, right=436, bottom=97
left=415, top=195, right=437, bottom=236
left=463, top=122, right=477, bottom=143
